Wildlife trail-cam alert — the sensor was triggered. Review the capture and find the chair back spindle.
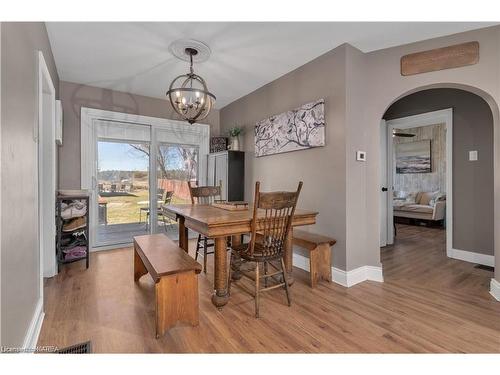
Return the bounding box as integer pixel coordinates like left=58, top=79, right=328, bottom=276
left=248, top=181, right=303, bottom=259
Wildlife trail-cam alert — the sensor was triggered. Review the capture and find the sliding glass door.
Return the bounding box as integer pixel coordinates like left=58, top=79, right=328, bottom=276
left=83, top=112, right=209, bottom=250
left=96, top=140, right=150, bottom=246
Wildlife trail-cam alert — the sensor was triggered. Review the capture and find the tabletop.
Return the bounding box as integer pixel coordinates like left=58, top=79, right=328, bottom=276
left=164, top=204, right=317, bottom=225
left=164, top=204, right=318, bottom=238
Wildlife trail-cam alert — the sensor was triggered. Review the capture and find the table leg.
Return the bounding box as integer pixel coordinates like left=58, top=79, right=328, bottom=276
left=212, top=236, right=229, bottom=309
left=230, top=235, right=243, bottom=281
left=284, top=227, right=295, bottom=286
left=178, top=215, right=188, bottom=253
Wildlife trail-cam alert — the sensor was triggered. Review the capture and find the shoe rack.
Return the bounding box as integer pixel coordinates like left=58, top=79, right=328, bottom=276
left=56, top=193, right=90, bottom=272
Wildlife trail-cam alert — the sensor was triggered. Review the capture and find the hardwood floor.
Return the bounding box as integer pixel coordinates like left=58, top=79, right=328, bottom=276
left=38, top=224, right=500, bottom=353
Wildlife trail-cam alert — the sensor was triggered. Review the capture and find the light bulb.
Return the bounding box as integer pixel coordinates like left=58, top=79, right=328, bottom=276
left=175, top=90, right=181, bottom=98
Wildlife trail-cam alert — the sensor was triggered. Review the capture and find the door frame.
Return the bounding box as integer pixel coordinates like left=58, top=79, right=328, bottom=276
left=37, top=51, right=57, bottom=280
left=383, top=108, right=453, bottom=254
left=380, top=120, right=388, bottom=247
left=80, top=107, right=210, bottom=250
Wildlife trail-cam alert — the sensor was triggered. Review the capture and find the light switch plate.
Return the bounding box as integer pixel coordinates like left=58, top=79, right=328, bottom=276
left=356, top=151, right=366, bottom=162
left=469, top=150, right=478, bottom=161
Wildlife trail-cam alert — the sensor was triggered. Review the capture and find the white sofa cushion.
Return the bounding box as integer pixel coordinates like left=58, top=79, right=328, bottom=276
left=394, top=204, right=434, bottom=214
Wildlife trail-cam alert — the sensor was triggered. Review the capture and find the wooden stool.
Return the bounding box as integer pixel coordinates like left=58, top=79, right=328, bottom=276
left=133, top=234, right=202, bottom=338
left=292, top=230, right=336, bottom=288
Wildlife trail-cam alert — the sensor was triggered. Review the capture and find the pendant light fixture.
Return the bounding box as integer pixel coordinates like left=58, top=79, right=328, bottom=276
left=166, top=41, right=216, bottom=124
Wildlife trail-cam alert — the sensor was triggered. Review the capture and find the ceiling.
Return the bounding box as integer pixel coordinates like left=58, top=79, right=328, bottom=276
left=46, top=22, right=496, bottom=109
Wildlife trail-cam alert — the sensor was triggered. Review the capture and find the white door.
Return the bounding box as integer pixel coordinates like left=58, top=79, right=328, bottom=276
left=380, top=120, right=388, bottom=247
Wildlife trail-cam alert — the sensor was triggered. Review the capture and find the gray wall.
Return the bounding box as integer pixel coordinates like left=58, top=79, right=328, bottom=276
left=384, top=89, right=494, bottom=256
left=220, top=45, right=348, bottom=269
left=393, top=123, right=446, bottom=193
left=1, top=22, right=59, bottom=347
left=220, top=26, right=500, bottom=277
left=58, top=81, right=220, bottom=189
left=359, top=26, right=500, bottom=282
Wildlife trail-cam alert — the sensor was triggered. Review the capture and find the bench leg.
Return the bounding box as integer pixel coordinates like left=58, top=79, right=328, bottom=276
left=178, top=216, right=189, bottom=253
left=309, top=244, right=332, bottom=288
left=134, top=247, right=148, bottom=282
left=155, top=271, right=199, bottom=338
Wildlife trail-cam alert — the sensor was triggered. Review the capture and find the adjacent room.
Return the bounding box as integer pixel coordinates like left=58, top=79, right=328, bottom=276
left=2, top=10, right=500, bottom=362
left=380, top=89, right=495, bottom=291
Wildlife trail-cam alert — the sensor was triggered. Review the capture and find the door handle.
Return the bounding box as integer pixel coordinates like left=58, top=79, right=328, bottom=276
left=381, top=187, right=388, bottom=192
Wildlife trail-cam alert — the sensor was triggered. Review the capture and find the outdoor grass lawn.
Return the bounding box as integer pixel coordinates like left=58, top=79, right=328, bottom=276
left=102, top=189, right=189, bottom=225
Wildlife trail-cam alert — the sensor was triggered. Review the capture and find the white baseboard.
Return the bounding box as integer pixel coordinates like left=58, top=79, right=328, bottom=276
left=292, top=252, right=310, bottom=270
left=293, top=253, right=384, bottom=287
left=332, top=265, right=384, bottom=287
left=490, top=279, right=500, bottom=302
left=22, top=298, right=45, bottom=351
left=448, top=248, right=494, bottom=267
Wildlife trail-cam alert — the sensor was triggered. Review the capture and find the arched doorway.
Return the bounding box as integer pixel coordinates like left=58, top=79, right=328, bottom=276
left=379, top=87, right=496, bottom=294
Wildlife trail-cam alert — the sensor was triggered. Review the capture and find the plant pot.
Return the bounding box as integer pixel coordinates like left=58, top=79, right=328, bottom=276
left=230, top=136, right=240, bottom=151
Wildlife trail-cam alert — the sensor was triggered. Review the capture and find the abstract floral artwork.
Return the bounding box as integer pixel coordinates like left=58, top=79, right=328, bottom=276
left=255, top=99, right=325, bottom=157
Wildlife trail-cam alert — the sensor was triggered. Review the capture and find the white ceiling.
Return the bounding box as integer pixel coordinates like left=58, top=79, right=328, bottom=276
left=46, top=22, right=496, bottom=109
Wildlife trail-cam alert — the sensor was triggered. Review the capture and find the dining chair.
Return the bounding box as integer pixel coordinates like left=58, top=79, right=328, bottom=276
left=228, top=181, right=303, bottom=318
left=159, top=191, right=175, bottom=232
left=144, top=190, right=174, bottom=230
left=187, top=180, right=224, bottom=273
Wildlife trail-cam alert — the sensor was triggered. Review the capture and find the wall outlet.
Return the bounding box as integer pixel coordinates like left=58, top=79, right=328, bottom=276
left=356, top=151, right=366, bottom=162
left=469, top=150, right=478, bottom=161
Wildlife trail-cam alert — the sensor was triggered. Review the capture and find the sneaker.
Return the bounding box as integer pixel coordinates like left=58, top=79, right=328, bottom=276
left=61, top=200, right=87, bottom=219
left=62, top=217, right=86, bottom=232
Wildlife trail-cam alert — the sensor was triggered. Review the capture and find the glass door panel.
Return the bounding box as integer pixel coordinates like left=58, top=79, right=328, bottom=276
left=155, top=143, right=199, bottom=235
left=96, top=141, right=150, bottom=247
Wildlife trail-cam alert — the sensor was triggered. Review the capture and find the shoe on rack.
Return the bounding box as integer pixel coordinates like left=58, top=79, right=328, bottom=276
left=61, top=200, right=87, bottom=220
left=62, top=217, right=86, bottom=232
left=60, top=236, right=86, bottom=249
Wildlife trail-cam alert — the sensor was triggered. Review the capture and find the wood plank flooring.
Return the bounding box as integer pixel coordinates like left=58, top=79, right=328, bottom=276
left=37, top=224, right=500, bottom=353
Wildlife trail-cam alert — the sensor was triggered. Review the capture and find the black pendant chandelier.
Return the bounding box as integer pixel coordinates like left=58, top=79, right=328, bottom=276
left=166, top=47, right=216, bottom=124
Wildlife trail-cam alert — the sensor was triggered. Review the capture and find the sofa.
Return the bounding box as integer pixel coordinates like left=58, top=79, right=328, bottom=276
left=393, top=191, right=446, bottom=223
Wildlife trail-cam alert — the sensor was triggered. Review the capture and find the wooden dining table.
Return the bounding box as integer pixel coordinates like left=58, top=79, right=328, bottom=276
left=163, top=204, right=318, bottom=309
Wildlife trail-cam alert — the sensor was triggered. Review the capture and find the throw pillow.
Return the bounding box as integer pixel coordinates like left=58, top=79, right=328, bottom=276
left=405, top=192, right=418, bottom=204
left=419, top=191, right=437, bottom=206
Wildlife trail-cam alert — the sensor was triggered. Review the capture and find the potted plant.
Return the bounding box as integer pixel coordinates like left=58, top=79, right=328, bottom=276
left=228, top=126, right=243, bottom=151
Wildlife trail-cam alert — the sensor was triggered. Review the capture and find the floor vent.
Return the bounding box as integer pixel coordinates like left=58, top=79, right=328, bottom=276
left=474, top=264, right=494, bottom=272
left=57, top=341, right=92, bottom=354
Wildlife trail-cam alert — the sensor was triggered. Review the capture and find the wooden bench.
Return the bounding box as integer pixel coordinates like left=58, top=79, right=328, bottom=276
left=292, top=229, right=336, bottom=288
left=133, top=233, right=202, bottom=338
